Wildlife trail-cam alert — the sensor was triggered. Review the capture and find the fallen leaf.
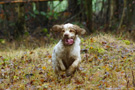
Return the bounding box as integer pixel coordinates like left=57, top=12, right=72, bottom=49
left=42, top=66, right=46, bottom=70
left=48, top=55, right=52, bottom=58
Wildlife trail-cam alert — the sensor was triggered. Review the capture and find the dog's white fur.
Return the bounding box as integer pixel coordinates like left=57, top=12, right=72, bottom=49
left=51, top=23, right=85, bottom=76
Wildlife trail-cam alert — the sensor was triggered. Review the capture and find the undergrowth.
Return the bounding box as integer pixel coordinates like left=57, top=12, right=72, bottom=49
left=0, top=33, right=135, bottom=89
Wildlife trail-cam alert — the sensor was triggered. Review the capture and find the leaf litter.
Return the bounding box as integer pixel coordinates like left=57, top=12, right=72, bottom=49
left=0, top=33, right=135, bottom=89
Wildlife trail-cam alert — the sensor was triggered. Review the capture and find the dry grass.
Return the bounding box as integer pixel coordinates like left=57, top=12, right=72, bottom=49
left=0, top=33, right=135, bottom=89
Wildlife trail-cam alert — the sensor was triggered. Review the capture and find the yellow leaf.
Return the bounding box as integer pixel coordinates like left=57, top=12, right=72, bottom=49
left=116, top=68, right=120, bottom=72
left=95, top=55, right=98, bottom=59
left=90, top=47, right=93, bottom=49
left=20, top=84, right=24, bottom=88
left=106, top=67, right=110, bottom=71
left=129, top=88, right=134, bottom=90
left=102, top=66, right=106, bottom=69
left=42, top=66, right=46, bottom=70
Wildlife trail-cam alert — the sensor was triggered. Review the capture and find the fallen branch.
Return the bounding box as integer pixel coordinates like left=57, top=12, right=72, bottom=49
left=132, top=70, right=135, bottom=87
left=0, top=0, right=59, bottom=4
left=125, top=69, right=129, bottom=90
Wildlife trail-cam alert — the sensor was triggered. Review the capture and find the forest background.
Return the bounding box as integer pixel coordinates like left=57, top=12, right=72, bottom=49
left=0, top=0, right=135, bottom=40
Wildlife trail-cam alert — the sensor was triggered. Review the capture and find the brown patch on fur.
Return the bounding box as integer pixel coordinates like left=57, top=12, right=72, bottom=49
left=51, top=25, right=63, bottom=32
left=73, top=25, right=86, bottom=35
left=51, top=24, right=86, bottom=35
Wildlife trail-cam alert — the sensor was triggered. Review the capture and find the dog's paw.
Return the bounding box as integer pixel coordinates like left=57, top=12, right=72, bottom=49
left=66, top=66, right=76, bottom=76
left=66, top=71, right=72, bottom=77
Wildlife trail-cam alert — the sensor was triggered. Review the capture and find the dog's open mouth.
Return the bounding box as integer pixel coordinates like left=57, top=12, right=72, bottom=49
left=64, top=38, right=74, bottom=45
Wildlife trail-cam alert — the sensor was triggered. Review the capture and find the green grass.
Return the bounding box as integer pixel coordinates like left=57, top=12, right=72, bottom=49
left=0, top=33, right=135, bottom=89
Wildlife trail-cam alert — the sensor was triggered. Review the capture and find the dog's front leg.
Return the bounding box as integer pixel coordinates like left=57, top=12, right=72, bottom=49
left=66, top=58, right=81, bottom=76
left=58, top=59, right=66, bottom=71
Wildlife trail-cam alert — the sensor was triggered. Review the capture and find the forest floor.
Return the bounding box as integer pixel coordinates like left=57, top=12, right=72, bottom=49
left=0, top=32, right=135, bottom=90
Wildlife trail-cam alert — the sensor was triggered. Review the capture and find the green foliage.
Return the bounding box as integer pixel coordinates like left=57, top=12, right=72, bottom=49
left=34, top=10, right=40, bottom=15
left=9, top=22, right=16, bottom=27
left=0, top=39, right=5, bottom=44
left=46, top=11, right=60, bottom=20
left=92, top=0, right=103, bottom=12
left=29, top=2, right=60, bottom=20
left=42, top=28, right=48, bottom=33
left=40, top=11, right=46, bottom=16
left=29, top=12, right=36, bottom=18
left=72, top=22, right=85, bottom=28
left=97, top=48, right=105, bottom=53
left=117, top=37, right=123, bottom=40
left=48, top=1, right=68, bottom=12
left=0, top=19, right=3, bottom=23
left=123, top=40, right=130, bottom=45
left=77, top=0, right=82, bottom=5
left=24, top=32, right=29, bottom=36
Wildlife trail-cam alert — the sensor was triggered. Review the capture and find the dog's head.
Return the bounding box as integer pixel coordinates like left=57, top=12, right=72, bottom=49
left=51, top=23, right=86, bottom=46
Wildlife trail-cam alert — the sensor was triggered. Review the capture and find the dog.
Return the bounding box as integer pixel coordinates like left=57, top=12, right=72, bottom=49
left=51, top=23, right=86, bottom=76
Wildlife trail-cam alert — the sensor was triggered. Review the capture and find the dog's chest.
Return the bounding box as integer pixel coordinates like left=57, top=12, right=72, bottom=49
left=60, top=47, right=76, bottom=69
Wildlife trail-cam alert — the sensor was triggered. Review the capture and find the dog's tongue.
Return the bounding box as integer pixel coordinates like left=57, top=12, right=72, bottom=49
left=65, top=39, right=74, bottom=45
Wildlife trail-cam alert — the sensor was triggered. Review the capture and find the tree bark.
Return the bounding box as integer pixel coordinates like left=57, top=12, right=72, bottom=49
left=117, top=0, right=127, bottom=30
left=14, top=3, right=25, bottom=38
left=2, top=4, right=10, bottom=36
left=84, top=0, right=92, bottom=33
left=68, top=0, right=80, bottom=15
left=127, top=0, right=134, bottom=26
left=101, top=0, right=104, bottom=20
left=109, top=0, right=114, bottom=28
left=106, top=0, right=110, bottom=24
left=114, top=0, right=120, bottom=21
left=36, top=1, right=48, bottom=26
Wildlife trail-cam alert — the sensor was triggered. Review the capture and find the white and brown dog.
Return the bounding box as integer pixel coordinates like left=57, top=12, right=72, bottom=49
left=51, top=23, right=86, bottom=76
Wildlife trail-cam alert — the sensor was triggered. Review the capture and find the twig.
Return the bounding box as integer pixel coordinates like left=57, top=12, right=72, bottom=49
left=129, top=58, right=135, bottom=87
left=131, top=70, right=135, bottom=87
left=63, top=9, right=84, bottom=24
left=125, top=69, right=129, bottom=90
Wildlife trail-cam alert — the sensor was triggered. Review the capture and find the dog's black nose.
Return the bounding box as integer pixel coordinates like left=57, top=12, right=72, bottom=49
left=64, top=34, right=69, bottom=37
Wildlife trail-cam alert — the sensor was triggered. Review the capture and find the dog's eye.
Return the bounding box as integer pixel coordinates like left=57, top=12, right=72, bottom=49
left=62, top=30, right=65, bottom=32
left=70, top=29, right=74, bottom=32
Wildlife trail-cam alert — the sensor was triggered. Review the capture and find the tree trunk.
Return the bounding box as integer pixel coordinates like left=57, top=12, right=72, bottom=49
left=36, top=1, right=48, bottom=26
left=2, top=4, right=10, bottom=37
left=84, top=0, right=92, bottom=33
left=127, top=0, right=134, bottom=26
left=68, top=0, right=80, bottom=15
left=14, top=3, right=25, bottom=38
left=114, top=0, right=120, bottom=22
left=133, top=4, right=135, bottom=25
left=101, top=0, right=104, bottom=20
left=106, top=0, right=110, bottom=26
left=109, top=0, right=114, bottom=28
left=117, top=0, right=127, bottom=30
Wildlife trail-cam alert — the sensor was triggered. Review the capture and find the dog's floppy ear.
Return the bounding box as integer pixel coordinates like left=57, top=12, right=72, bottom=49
left=73, top=25, right=86, bottom=35
left=51, top=25, right=63, bottom=32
